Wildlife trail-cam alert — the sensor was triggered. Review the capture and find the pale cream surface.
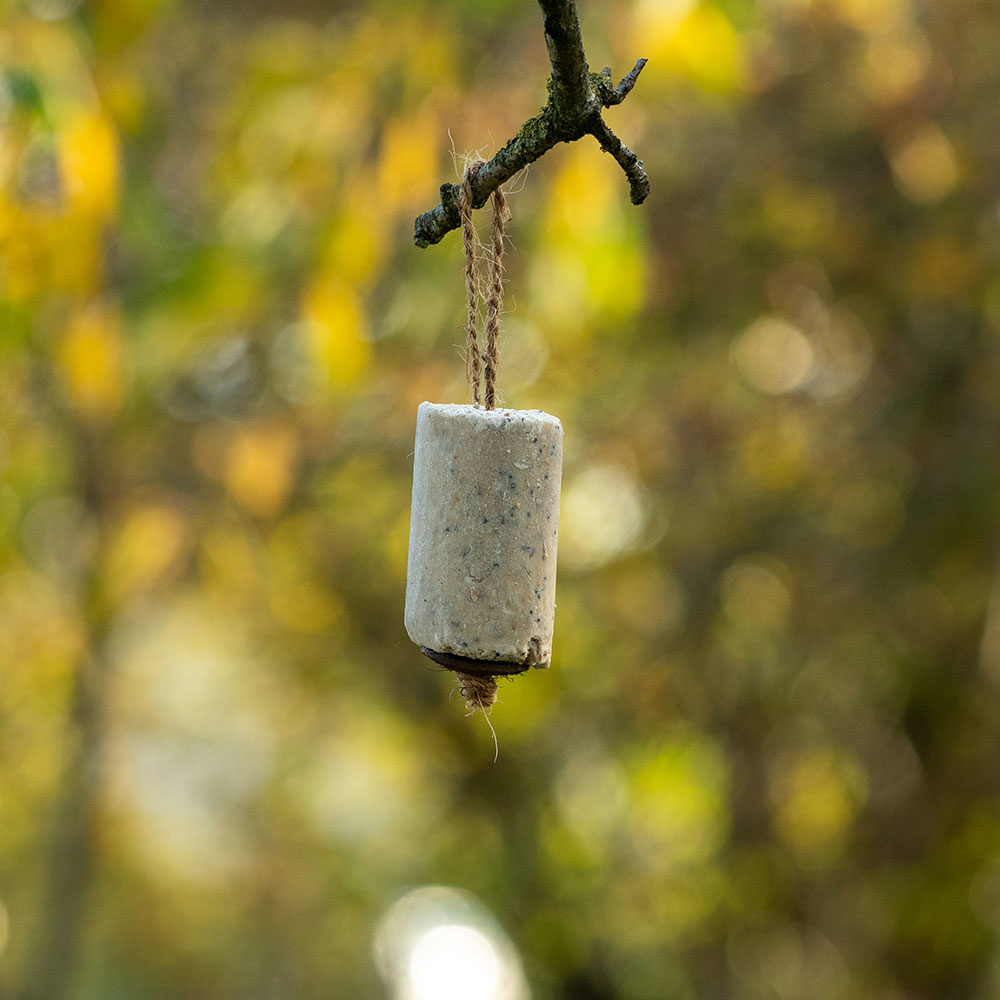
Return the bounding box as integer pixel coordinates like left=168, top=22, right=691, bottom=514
left=404, top=402, right=563, bottom=665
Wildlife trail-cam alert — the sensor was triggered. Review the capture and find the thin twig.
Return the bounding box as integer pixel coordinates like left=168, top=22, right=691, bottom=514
left=588, top=116, right=650, bottom=205
left=614, top=58, right=648, bottom=103
left=414, top=0, right=648, bottom=248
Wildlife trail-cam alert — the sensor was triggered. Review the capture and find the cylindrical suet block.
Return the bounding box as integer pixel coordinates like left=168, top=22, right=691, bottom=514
left=404, top=402, right=563, bottom=671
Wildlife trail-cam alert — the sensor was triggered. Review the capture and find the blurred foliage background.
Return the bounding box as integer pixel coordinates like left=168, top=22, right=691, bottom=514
left=2, top=0, right=1000, bottom=996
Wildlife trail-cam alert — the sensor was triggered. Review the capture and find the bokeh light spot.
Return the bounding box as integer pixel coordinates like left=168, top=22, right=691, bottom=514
left=409, top=925, right=501, bottom=1000
left=561, top=463, right=648, bottom=570
left=731, top=317, right=814, bottom=394
left=374, top=887, right=528, bottom=1000
left=770, top=748, right=868, bottom=864
left=890, top=123, right=959, bottom=204
left=720, top=557, right=792, bottom=632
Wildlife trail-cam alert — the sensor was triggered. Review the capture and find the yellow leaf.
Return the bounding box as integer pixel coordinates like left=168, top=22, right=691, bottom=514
left=538, top=147, right=647, bottom=332
left=104, top=504, right=188, bottom=606
left=301, top=279, right=371, bottom=386
left=0, top=206, right=49, bottom=301
left=637, top=1, right=744, bottom=95
left=224, top=424, right=299, bottom=518
left=546, top=145, right=617, bottom=242
left=584, top=237, right=646, bottom=320
left=322, top=190, right=386, bottom=286
left=50, top=214, right=104, bottom=295
left=377, top=112, right=439, bottom=213
left=58, top=112, right=120, bottom=220
left=56, top=303, right=123, bottom=418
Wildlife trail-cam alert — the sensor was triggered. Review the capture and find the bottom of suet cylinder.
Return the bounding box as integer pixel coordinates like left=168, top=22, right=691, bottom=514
left=419, top=646, right=547, bottom=676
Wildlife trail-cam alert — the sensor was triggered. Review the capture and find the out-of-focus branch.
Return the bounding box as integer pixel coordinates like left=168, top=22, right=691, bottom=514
left=17, top=412, right=115, bottom=1000
left=413, top=0, right=648, bottom=248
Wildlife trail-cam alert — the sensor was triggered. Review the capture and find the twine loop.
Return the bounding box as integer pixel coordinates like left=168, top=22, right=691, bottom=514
left=458, top=160, right=509, bottom=409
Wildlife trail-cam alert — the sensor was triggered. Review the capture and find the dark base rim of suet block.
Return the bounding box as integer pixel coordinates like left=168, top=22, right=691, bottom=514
left=419, top=646, right=548, bottom=676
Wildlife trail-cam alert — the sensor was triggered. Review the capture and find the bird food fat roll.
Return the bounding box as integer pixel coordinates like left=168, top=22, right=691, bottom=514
left=404, top=402, right=563, bottom=671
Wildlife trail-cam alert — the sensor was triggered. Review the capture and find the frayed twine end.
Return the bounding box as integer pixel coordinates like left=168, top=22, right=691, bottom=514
left=456, top=671, right=498, bottom=708
left=455, top=671, right=500, bottom=763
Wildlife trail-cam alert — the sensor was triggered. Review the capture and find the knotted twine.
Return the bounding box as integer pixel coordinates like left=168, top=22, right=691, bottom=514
left=455, top=160, right=511, bottom=757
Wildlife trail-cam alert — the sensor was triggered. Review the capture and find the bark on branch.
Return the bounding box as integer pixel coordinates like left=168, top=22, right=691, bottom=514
left=413, top=0, right=648, bottom=248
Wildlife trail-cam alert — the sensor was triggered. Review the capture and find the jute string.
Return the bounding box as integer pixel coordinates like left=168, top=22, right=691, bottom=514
left=453, top=160, right=511, bottom=762
left=456, top=673, right=499, bottom=762
left=458, top=160, right=509, bottom=409
left=459, top=163, right=483, bottom=406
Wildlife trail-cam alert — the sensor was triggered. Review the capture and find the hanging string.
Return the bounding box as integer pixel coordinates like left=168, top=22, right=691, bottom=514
left=483, top=185, right=509, bottom=409
left=458, top=160, right=509, bottom=410
left=453, top=161, right=510, bottom=761
left=459, top=160, right=485, bottom=406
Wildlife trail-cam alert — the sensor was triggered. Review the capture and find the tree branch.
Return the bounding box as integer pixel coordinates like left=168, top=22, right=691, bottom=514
left=600, top=58, right=648, bottom=106
left=538, top=0, right=592, bottom=119
left=588, top=115, right=650, bottom=204
left=413, top=0, right=648, bottom=248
